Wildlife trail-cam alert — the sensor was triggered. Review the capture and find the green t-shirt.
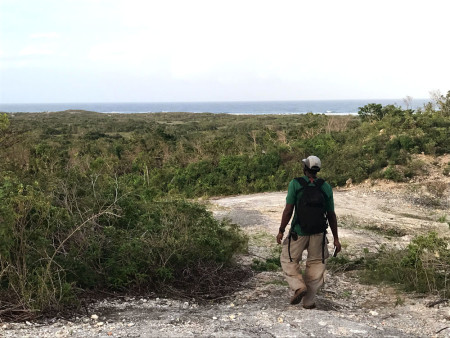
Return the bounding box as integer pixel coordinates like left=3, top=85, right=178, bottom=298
left=286, top=176, right=334, bottom=236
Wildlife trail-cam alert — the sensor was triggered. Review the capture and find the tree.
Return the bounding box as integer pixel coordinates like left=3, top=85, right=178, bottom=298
left=403, top=96, right=413, bottom=110
left=358, top=103, right=384, bottom=121
left=431, top=90, right=450, bottom=116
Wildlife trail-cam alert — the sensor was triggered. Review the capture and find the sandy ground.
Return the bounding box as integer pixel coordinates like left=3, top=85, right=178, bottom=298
left=1, top=155, right=450, bottom=337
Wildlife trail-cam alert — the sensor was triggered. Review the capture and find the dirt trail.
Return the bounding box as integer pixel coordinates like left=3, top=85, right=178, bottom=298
left=1, top=159, right=450, bottom=337
left=207, top=178, right=450, bottom=337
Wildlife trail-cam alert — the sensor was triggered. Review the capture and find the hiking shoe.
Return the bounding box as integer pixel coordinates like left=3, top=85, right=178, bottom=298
left=290, top=288, right=307, bottom=305
left=303, top=303, right=316, bottom=309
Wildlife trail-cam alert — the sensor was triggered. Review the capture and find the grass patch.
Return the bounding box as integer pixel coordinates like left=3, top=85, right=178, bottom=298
left=365, top=224, right=407, bottom=237
left=339, top=216, right=406, bottom=237
left=338, top=215, right=360, bottom=229
left=264, top=279, right=289, bottom=287
left=249, top=231, right=274, bottom=246
left=437, top=214, right=447, bottom=223
left=327, top=254, right=365, bottom=273
left=397, top=212, right=432, bottom=221
left=251, top=245, right=282, bottom=272
left=339, top=290, right=353, bottom=299
left=251, top=257, right=281, bottom=272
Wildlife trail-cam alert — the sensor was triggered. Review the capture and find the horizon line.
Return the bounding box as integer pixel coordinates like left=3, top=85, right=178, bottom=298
left=0, top=98, right=430, bottom=105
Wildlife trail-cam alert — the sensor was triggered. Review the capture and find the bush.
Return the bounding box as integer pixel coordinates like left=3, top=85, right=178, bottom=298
left=0, top=173, right=247, bottom=316
left=361, top=232, right=450, bottom=297
left=100, top=199, right=248, bottom=289
left=427, top=180, right=448, bottom=199
left=0, top=113, right=10, bottom=131
left=383, top=166, right=405, bottom=182
left=403, top=159, right=426, bottom=178
left=251, top=258, right=281, bottom=272
left=358, top=103, right=384, bottom=121
left=250, top=245, right=282, bottom=272
left=444, top=162, right=450, bottom=176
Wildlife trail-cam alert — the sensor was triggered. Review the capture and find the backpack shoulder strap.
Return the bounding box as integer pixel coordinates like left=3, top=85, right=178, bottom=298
left=315, top=178, right=325, bottom=187
left=294, top=177, right=309, bottom=187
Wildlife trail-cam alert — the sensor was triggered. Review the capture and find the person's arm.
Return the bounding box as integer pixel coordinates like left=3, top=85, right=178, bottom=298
left=276, top=204, right=294, bottom=244
left=327, top=211, right=341, bottom=253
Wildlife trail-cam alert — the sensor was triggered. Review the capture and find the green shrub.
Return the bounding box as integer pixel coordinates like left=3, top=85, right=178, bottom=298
left=251, top=258, right=281, bottom=272
left=327, top=255, right=365, bottom=273
left=403, top=159, right=426, bottom=178
left=361, top=232, right=450, bottom=297
left=250, top=243, right=282, bottom=272
left=444, top=162, right=450, bottom=176
left=437, top=215, right=447, bottom=223
left=99, top=199, right=248, bottom=289
left=383, top=166, right=405, bottom=182
left=358, top=103, right=384, bottom=121
left=0, top=113, right=9, bottom=131
left=0, top=173, right=247, bottom=314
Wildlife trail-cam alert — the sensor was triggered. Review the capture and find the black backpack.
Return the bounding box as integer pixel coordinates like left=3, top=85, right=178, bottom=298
left=295, top=177, right=328, bottom=234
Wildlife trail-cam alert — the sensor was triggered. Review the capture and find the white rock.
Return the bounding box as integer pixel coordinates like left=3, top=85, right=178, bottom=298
left=91, top=314, right=99, bottom=321
left=369, top=311, right=379, bottom=316
left=350, top=329, right=368, bottom=334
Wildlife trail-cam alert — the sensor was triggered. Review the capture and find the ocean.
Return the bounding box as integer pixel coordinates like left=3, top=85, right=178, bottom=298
left=0, top=99, right=430, bottom=115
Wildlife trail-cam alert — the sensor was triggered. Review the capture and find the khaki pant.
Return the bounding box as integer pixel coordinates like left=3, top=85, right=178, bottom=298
left=280, top=232, right=329, bottom=307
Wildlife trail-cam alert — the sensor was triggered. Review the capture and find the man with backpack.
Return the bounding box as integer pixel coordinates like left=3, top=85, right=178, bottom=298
left=276, top=155, right=341, bottom=308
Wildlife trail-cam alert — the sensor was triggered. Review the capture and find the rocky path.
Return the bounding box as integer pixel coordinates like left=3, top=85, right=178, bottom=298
left=1, top=180, right=449, bottom=337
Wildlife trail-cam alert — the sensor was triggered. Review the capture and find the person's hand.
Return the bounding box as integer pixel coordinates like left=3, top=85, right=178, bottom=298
left=276, top=231, right=284, bottom=244
left=334, top=238, right=342, bottom=254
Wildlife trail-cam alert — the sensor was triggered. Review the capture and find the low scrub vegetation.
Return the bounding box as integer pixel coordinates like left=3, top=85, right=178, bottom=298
left=251, top=245, right=282, bottom=272
left=329, top=232, right=450, bottom=298
left=0, top=92, right=449, bottom=317
left=362, top=232, right=450, bottom=298
left=0, top=171, right=247, bottom=318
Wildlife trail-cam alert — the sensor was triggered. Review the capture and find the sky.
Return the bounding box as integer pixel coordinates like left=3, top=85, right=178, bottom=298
left=0, top=0, right=449, bottom=103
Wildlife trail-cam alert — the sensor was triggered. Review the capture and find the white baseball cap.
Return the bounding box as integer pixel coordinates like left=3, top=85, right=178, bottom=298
left=302, top=155, right=321, bottom=172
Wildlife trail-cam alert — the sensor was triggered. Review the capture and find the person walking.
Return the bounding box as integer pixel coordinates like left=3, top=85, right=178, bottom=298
left=276, top=155, right=341, bottom=308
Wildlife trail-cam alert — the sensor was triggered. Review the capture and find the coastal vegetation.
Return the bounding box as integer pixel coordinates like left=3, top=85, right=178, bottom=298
left=0, top=92, right=449, bottom=318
